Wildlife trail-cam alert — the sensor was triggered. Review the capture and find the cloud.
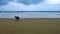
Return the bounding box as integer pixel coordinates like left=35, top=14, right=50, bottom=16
left=0, top=1, right=60, bottom=11
left=0, top=0, right=12, bottom=5
left=45, top=0, right=60, bottom=4
left=17, top=0, right=44, bottom=5
left=0, top=0, right=60, bottom=11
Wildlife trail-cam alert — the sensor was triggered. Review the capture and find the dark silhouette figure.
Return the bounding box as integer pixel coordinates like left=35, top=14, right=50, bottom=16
left=15, top=16, right=20, bottom=22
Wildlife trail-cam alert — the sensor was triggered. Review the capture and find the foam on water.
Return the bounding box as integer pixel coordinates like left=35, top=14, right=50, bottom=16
left=0, top=11, right=60, bottom=18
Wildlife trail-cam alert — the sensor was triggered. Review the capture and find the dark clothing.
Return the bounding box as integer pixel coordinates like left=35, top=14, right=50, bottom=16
left=15, top=17, right=19, bottom=19
left=15, top=16, right=20, bottom=22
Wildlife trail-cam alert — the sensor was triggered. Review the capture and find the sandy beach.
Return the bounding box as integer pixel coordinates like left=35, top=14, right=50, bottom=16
left=0, top=18, right=60, bottom=34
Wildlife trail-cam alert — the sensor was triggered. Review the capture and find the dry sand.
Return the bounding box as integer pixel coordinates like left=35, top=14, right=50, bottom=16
left=0, top=18, right=60, bottom=34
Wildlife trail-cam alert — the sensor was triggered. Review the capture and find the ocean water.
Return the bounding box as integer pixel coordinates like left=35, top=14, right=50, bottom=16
left=0, top=11, right=60, bottom=18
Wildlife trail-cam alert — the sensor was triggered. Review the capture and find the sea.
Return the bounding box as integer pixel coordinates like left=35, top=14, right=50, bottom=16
left=0, top=11, right=60, bottom=18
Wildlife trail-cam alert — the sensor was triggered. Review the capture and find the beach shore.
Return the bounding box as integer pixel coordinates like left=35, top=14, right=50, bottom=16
left=0, top=18, right=60, bottom=34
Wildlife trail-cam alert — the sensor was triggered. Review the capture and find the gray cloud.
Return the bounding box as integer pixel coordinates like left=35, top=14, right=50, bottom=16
left=0, top=0, right=12, bottom=5
left=31, top=0, right=44, bottom=4
left=0, top=0, right=44, bottom=6
left=17, top=0, right=44, bottom=5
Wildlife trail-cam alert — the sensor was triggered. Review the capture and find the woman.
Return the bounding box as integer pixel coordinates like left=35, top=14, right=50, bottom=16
left=15, top=16, right=20, bottom=22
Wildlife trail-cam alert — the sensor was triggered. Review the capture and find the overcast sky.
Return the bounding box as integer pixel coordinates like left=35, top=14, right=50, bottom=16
left=0, top=0, right=60, bottom=11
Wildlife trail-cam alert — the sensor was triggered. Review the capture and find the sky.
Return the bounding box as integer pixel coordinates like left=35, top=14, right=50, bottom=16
left=0, top=0, right=60, bottom=11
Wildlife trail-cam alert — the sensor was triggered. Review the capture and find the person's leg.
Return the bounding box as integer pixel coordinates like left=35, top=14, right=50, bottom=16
left=16, top=19, right=18, bottom=22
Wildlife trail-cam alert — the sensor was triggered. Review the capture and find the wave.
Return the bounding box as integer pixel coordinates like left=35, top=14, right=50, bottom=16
left=0, top=11, right=60, bottom=13
left=0, top=11, right=60, bottom=18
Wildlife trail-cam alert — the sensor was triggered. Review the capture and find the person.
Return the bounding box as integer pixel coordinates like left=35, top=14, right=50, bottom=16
left=15, top=16, right=20, bottom=22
